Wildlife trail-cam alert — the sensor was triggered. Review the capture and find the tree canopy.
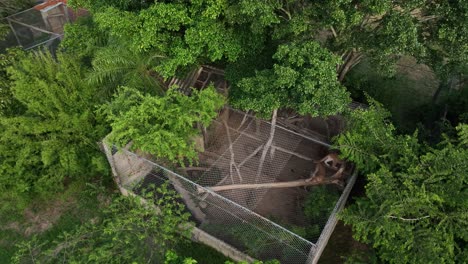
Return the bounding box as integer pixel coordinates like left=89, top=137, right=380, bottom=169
left=230, top=41, right=350, bottom=117
left=335, top=99, right=468, bottom=263
left=0, top=51, right=109, bottom=217
left=1, top=0, right=467, bottom=263
left=71, top=0, right=467, bottom=76
left=67, top=0, right=467, bottom=120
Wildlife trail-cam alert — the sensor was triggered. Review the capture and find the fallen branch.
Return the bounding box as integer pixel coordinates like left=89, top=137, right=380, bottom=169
left=271, top=145, right=312, bottom=161
left=223, top=121, right=243, bottom=183
left=255, top=109, right=278, bottom=183
left=211, top=119, right=260, bottom=142
left=197, top=177, right=343, bottom=193
left=236, top=111, right=250, bottom=130
left=238, top=144, right=264, bottom=168
left=386, top=215, right=430, bottom=222
left=330, top=26, right=338, bottom=38
left=276, top=119, right=328, bottom=143
left=286, top=117, right=304, bottom=124
left=178, top=167, right=209, bottom=172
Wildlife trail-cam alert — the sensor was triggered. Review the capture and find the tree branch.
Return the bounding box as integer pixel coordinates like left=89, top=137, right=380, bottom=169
left=279, top=7, right=292, bottom=20
left=255, top=109, right=278, bottom=183
left=238, top=144, right=264, bottom=168
left=197, top=177, right=343, bottom=193
left=223, top=121, right=243, bottom=183
left=338, top=50, right=362, bottom=82
left=271, top=145, right=312, bottom=161
left=330, top=26, right=337, bottom=38
left=386, top=215, right=430, bottom=222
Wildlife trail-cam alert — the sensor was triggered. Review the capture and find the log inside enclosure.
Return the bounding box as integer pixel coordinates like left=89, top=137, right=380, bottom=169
left=178, top=167, right=210, bottom=172
left=197, top=178, right=343, bottom=193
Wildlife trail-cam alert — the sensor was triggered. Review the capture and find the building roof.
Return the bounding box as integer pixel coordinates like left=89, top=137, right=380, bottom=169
left=34, top=0, right=67, bottom=11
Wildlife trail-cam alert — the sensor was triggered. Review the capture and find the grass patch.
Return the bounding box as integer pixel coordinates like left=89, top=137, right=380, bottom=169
left=0, top=180, right=111, bottom=263
left=1, top=177, right=231, bottom=264
left=0, top=229, right=23, bottom=263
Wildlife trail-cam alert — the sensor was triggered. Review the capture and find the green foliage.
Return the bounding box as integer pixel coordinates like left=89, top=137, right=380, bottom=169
left=12, top=183, right=192, bottom=263
left=335, top=100, right=468, bottom=263
left=68, top=0, right=468, bottom=91
left=0, top=0, right=34, bottom=39
left=60, top=15, right=108, bottom=61
left=457, top=124, right=468, bottom=147
left=68, top=0, right=271, bottom=78
left=88, top=40, right=165, bottom=96
left=231, top=41, right=350, bottom=117
left=0, top=180, right=112, bottom=263
left=202, top=222, right=299, bottom=261
left=0, top=51, right=109, bottom=217
left=165, top=250, right=198, bottom=264
left=342, top=248, right=378, bottom=264
left=68, top=0, right=151, bottom=12
left=173, top=241, right=230, bottom=264
left=335, top=97, right=420, bottom=174
left=302, top=0, right=466, bottom=77
left=303, top=186, right=340, bottom=239
left=165, top=249, right=279, bottom=264
left=424, top=1, right=468, bottom=77
left=101, top=85, right=224, bottom=165
left=61, top=15, right=166, bottom=97
left=0, top=47, right=25, bottom=117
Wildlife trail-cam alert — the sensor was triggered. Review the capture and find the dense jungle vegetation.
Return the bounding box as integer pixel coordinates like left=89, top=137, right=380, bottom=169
left=0, top=0, right=466, bottom=263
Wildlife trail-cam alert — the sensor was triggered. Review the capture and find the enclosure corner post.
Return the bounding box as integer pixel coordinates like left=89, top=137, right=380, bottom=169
left=7, top=18, right=22, bottom=47
left=100, top=135, right=128, bottom=196
left=306, top=170, right=358, bottom=264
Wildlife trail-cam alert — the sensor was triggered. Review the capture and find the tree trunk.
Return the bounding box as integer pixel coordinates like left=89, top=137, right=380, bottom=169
left=338, top=50, right=363, bottom=82
left=432, top=82, right=446, bottom=104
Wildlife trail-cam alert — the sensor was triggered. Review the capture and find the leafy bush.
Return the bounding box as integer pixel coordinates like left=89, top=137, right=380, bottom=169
left=336, top=100, right=468, bottom=263
left=101, top=85, right=224, bottom=165
left=0, top=51, right=109, bottom=218
left=303, top=186, right=340, bottom=239
left=13, top=183, right=191, bottom=263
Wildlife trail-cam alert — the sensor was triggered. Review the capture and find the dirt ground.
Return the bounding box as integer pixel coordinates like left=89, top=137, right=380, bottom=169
left=2, top=198, right=75, bottom=236
left=319, top=221, right=370, bottom=264
left=254, top=139, right=328, bottom=226
left=185, top=108, right=349, bottom=234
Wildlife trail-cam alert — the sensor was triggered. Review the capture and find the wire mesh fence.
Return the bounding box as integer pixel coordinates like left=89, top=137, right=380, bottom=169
left=106, top=107, right=355, bottom=263
left=117, top=149, right=316, bottom=264
left=1, top=4, right=68, bottom=52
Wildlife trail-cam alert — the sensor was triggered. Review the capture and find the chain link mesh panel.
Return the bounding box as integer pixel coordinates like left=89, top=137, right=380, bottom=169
left=119, top=149, right=315, bottom=264
left=109, top=108, right=349, bottom=263
left=2, top=6, right=64, bottom=50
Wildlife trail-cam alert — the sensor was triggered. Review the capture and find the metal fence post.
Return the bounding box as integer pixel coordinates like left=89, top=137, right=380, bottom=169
left=306, top=170, right=358, bottom=264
